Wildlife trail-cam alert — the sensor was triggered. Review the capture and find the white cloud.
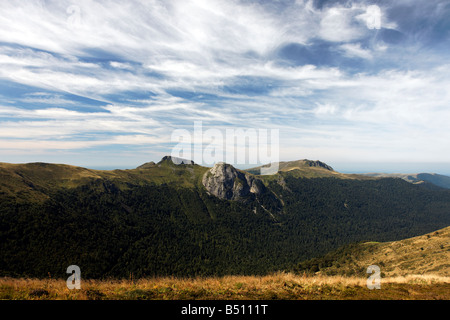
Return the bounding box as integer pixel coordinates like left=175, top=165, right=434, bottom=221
left=314, top=103, right=338, bottom=116
left=109, top=61, right=134, bottom=70
left=338, top=43, right=373, bottom=59
left=0, top=135, right=164, bottom=151
left=355, top=4, right=397, bottom=31
left=318, top=6, right=366, bottom=42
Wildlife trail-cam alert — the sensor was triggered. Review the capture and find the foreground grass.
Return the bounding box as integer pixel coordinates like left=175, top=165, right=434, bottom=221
left=1, top=273, right=449, bottom=300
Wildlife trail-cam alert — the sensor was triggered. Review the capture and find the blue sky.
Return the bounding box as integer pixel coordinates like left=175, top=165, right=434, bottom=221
left=0, top=0, right=450, bottom=174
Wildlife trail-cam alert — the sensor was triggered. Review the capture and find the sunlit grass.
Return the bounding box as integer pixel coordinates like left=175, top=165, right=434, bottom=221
left=1, top=272, right=449, bottom=300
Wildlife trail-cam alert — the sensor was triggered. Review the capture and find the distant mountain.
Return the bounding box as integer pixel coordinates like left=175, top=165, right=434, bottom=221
left=362, top=173, right=450, bottom=190
left=136, top=156, right=195, bottom=169
left=296, top=226, right=450, bottom=277
left=245, top=159, right=376, bottom=181
left=1, top=157, right=450, bottom=278
left=246, top=159, right=333, bottom=175
left=157, top=155, right=196, bottom=165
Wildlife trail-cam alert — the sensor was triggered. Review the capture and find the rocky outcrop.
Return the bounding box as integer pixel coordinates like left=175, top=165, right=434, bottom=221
left=158, top=156, right=195, bottom=165
left=302, top=160, right=334, bottom=171
left=137, top=156, right=195, bottom=169
left=202, top=162, right=266, bottom=201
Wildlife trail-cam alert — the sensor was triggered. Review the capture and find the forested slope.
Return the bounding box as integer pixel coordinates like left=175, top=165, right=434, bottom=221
left=1, top=160, right=449, bottom=278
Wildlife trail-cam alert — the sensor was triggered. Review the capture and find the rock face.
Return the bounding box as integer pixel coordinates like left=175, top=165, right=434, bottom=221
left=158, top=156, right=195, bottom=165
left=137, top=156, right=195, bottom=169
left=202, top=162, right=266, bottom=201
left=302, top=160, right=334, bottom=171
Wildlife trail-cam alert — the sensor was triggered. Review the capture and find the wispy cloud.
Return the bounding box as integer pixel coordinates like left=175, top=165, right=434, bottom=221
left=338, top=43, right=373, bottom=59
left=0, top=0, right=449, bottom=170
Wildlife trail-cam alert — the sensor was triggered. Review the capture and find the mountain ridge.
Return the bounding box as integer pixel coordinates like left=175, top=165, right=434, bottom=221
left=2, top=157, right=450, bottom=201
left=245, top=159, right=334, bottom=175
left=361, top=172, right=450, bottom=189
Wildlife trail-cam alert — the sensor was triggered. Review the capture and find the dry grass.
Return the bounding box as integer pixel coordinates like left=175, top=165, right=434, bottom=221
left=1, top=272, right=449, bottom=300
left=314, top=227, right=450, bottom=278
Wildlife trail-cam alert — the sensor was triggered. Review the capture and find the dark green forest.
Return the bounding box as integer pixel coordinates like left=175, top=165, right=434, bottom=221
left=1, top=174, right=450, bottom=279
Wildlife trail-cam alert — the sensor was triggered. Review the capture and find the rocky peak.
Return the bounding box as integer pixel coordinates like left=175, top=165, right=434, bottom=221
left=158, top=156, right=195, bottom=165
left=302, top=160, right=334, bottom=171
left=202, top=162, right=266, bottom=201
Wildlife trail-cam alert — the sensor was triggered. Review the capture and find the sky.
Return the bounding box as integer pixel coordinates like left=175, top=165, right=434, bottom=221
left=0, top=0, right=450, bottom=174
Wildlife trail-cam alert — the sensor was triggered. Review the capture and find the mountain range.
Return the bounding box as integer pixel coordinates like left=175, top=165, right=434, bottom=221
left=1, top=156, right=449, bottom=278
left=360, top=172, right=450, bottom=190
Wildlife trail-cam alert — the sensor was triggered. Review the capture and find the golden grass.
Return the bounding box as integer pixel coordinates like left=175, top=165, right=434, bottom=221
left=1, top=272, right=449, bottom=300
left=314, top=227, right=450, bottom=278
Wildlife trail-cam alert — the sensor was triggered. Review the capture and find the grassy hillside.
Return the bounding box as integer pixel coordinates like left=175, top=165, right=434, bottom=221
left=296, top=226, right=450, bottom=277
left=246, top=159, right=375, bottom=180
left=0, top=159, right=209, bottom=202
left=0, top=162, right=103, bottom=202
